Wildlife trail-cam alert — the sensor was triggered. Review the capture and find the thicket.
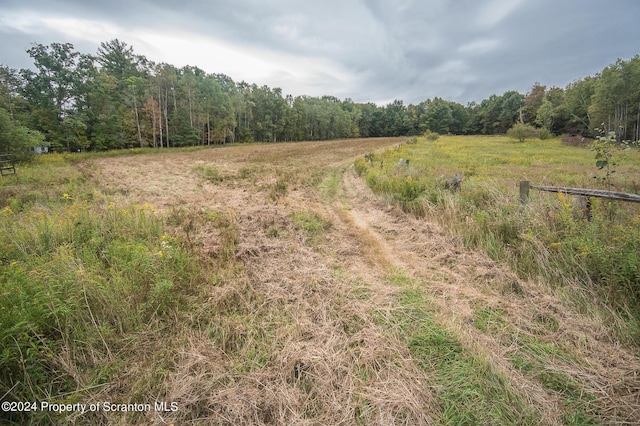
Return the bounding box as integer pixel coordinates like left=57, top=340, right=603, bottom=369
left=355, top=136, right=640, bottom=334
left=0, top=108, right=45, bottom=161
left=2, top=41, right=640, bottom=151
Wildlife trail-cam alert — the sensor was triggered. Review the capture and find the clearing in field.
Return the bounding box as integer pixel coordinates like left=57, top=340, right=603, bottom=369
left=1, top=136, right=639, bottom=425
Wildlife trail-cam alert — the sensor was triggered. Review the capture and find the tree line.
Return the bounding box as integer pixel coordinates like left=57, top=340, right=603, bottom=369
left=2, top=39, right=640, bottom=153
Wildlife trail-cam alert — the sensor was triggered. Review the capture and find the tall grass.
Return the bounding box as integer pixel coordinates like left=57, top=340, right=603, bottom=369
left=0, top=155, right=201, bottom=424
left=355, top=136, right=640, bottom=334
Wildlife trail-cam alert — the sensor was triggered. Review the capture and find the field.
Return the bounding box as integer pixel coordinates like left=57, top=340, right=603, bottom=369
left=1, top=136, right=639, bottom=425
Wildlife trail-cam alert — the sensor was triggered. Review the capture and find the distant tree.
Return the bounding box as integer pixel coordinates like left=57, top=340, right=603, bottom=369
left=535, top=99, right=554, bottom=131
left=523, top=82, right=546, bottom=124
left=20, top=42, right=95, bottom=150
left=424, top=97, right=453, bottom=134
left=0, top=66, right=20, bottom=119
left=97, top=39, right=145, bottom=80
left=382, top=99, right=409, bottom=136
left=589, top=55, right=640, bottom=142
left=357, top=103, right=378, bottom=137
left=498, top=91, right=525, bottom=132
left=564, top=76, right=596, bottom=136
left=448, top=101, right=469, bottom=134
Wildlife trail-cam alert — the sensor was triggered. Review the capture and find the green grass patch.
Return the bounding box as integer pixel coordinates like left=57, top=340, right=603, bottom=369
left=319, top=166, right=342, bottom=201
left=470, top=303, right=602, bottom=423
left=291, top=210, right=331, bottom=245
left=507, top=334, right=600, bottom=425
left=473, top=306, right=508, bottom=333
left=194, top=164, right=225, bottom=183
left=379, top=270, right=541, bottom=425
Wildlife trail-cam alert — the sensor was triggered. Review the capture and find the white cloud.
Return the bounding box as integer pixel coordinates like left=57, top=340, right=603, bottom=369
left=40, top=17, right=123, bottom=44
left=1, top=0, right=639, bottom=104
left=457, top=38, right=502, bottom=55
left=474, top=0, right=526, bottom=28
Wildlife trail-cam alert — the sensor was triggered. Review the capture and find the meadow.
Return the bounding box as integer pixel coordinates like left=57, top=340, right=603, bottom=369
left=1, top=137, right=639, bottom=425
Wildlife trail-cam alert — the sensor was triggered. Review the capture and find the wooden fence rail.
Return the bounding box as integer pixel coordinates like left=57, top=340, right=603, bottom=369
left=519, top=180, right=640, bottom=204
left=0, top=154, right=16, bottom=176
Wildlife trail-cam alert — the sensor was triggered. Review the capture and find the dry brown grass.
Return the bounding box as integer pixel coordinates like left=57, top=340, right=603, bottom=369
left=82, top=137, right=640, bottom=425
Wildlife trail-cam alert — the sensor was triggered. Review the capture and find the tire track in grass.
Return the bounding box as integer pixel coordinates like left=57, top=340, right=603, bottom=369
left=332, top=166, right=557, bottom=425
left=335, top=164, right=640, bottom=425
left=89, top=138, right=445, bottom=425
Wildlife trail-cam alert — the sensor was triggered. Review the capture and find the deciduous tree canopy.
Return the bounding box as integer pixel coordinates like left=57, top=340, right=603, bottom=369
left=2, top=39, right=640, bottom=151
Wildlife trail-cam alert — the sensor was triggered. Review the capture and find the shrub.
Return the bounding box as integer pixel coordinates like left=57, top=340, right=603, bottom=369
left=506, top=123, right=537, bottom=142
left=425, top=131, right=440, bottom=141
left=0, top=108, right=46, bottom=162
left=538, top=128, right=553, bottom=140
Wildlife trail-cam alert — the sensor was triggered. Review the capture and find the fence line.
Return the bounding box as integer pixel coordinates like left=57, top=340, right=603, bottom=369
left=519, top=181, right=640, bottom=204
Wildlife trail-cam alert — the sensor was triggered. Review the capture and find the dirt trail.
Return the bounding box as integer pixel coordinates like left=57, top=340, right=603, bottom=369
left=88, top=138, right=640, bottom=425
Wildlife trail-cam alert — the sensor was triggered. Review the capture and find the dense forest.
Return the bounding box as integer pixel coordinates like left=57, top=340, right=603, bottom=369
left=2, top=39, right=640, bottom=153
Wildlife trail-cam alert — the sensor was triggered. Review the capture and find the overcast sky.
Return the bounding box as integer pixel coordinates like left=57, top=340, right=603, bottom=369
left=1, top=0, right=639, bottom=105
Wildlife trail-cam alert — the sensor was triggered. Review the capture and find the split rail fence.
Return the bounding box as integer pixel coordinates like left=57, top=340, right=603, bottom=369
left=519, top=180, right=640, bottom=204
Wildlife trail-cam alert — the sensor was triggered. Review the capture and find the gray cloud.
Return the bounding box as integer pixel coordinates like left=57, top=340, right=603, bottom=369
left=2, top=0, right=640, bottom=105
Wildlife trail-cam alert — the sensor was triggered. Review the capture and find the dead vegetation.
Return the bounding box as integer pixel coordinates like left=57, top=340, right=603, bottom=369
left=80, top=137, right=640, bottom=425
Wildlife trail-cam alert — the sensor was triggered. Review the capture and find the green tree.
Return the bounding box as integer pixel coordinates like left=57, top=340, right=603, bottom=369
left=523, top=82, right=546, bottom=124
left=424, top=98, right=453, bottom=134
left=589, top=56, right=640, bottom=142
left=564, top=76, right=596, bottom=135
left=81, top=40, right=152, bottom=149
left=20, top=43, right=95, bottom=150
left=448, top=101, right=469, bottom=134
left=498, top=91, right=525, bottom=132
left=535, top=99, right=554, bottom=130
left=381, top=100, right=409, bottom=136
left=0, top=108, right=45, bottom=160
left=85, top=72, right=123, bottom=150
left=357, top=103, right=379, bottom=137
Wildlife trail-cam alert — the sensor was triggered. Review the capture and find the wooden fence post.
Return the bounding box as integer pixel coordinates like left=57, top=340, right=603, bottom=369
left=519, top=181, right=530, bottom=204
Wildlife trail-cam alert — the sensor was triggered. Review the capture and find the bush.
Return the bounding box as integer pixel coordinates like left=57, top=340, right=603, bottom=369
left=538, top=128, right=553, bottom=140
left=425, top=131, right=441, bottom=141
left=506, top=123, right=537, bottom=142
left=0, top=108, right=46, bottom=161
